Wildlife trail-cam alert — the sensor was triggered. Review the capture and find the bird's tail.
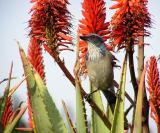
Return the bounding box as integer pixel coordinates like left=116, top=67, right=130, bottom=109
left=102, top=88, right=116, bottom=113
left=102, top=87, right=128, bottom=130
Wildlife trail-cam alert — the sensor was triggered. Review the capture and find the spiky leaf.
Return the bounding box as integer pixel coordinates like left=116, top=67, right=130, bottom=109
left=111, top=54, right=127, bottom=133
left=62, top=101, right=76, bottom=133
left=19, top=44, right=68, bottom=133
left=76, top=80, right=88, bottom=133
left=90, top=83, right=110, bottom=133
left=106, top=105, right=113, bottom=124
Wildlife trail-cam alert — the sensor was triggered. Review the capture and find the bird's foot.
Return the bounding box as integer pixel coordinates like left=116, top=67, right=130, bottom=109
left=84, top=93, right=92, bottom=102
left=84, top=89, right=99, bottom=102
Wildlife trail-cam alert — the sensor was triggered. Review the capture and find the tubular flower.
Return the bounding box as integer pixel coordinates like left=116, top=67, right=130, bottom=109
left=110, top=0, right=151, bottom=49
left=29, top=0, right=72, bottom=53
left=28, top=37, right=45, bottom=82
left=147, top=56, right=160, bottom=126
left=78, top=0, right=111, bottom=74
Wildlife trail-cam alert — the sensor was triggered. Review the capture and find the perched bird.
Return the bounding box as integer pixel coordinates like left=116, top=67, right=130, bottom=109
left=80, top=33, right=116, bottom=112
left=80, top=33, right=128, bottom=129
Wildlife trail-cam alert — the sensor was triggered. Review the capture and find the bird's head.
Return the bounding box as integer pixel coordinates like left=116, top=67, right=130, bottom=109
left=80, top=33, right=106, bottom=55
left=80, top=34, right=106, bottom=58
left=80, top=33, right=104, bottom=47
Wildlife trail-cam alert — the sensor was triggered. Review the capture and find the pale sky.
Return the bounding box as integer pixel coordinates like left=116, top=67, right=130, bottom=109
left=0, top=0, right=160, bottom=132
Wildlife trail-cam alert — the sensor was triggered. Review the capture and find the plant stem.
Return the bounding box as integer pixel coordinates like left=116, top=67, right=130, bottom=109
left=138, top=36, right=149, bottom=133
left=138, top=37, right=144, bottom=81
left=126, top=38, right=138, bottom=133
left=127, top=39, right=138, bottom=98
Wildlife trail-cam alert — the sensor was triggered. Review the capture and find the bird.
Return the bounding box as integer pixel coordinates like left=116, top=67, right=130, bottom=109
left=80, top=33, right=116, bottom=112
left=80, top=33, right=128, bottom=129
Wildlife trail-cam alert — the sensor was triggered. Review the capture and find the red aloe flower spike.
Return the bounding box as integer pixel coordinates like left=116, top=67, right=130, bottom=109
left=78, top=0, right=110, bottom=74
left=28, top=37, right=45, bottom=82
left=2, top=96, right=13, bottom=128
left=147, top=56, right=160, bottom=131
left=29, top=0, right=72, bottom=53
left=110, top=0, right=151, bottom=49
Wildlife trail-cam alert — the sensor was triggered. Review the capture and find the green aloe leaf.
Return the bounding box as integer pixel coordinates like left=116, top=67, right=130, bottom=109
left=4, top=106, right=27, bottom=133
left=111, top=54, right=127, bottom=133
left=76, top=79, right=88, bottom=133
left=90, top=82, right=110, bottom=133
left=62, top=100, right=76, bottom=133
left=133, top=66, right=146, bottom=133
left=19, top=44, right=68, bottom=133
left=106, top=105, right=113, bottom=124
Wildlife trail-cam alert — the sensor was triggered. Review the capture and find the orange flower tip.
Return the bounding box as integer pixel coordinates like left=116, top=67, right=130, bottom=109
left=15, top=128, right=33, bottom=132
left=57, top=33, right=73, bottom=41
left=58, top=48, right=74, bottom=52
left=57, top=41, right=73, bottom=45
left=109, top=2, right=123, bottom=9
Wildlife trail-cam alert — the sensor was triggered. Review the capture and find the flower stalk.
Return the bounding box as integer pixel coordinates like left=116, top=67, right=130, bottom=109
left=138, top=36, right=149, bottom=133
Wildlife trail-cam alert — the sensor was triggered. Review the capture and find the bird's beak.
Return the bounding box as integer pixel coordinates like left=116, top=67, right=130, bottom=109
left=80, top=35, right=88, bottom=41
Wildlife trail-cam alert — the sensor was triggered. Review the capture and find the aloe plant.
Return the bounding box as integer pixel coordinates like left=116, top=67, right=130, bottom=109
left=2, top=0, right=160, bottom=133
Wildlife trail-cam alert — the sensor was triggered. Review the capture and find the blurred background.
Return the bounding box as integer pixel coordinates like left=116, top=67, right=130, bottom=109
left=0, top=0, right=160, bottom=132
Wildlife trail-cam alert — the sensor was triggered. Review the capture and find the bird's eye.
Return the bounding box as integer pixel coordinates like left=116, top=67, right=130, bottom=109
left=92, top=36, right=96, bottom=39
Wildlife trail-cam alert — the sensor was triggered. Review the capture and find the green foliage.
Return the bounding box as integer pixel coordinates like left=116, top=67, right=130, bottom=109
left=111, top=54, right=127, bottom=133
left=76, top=80, right=88, bottom=133
left=19, top=45, right=68, bottom=133
left=106, top=106, right=113, bottom=126
left=62, top=101, right=76, bottom=133
left=90, top=82, right=110, bottom=133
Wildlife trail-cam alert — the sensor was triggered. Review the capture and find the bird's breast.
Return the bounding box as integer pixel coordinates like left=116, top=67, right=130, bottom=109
left=86, top=55, right=113, bottom=90
left=87, top=42, right=103, bottom=61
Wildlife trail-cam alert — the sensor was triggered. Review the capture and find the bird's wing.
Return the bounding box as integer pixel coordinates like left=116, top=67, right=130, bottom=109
left=107, top=51, right=120, bottom=68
